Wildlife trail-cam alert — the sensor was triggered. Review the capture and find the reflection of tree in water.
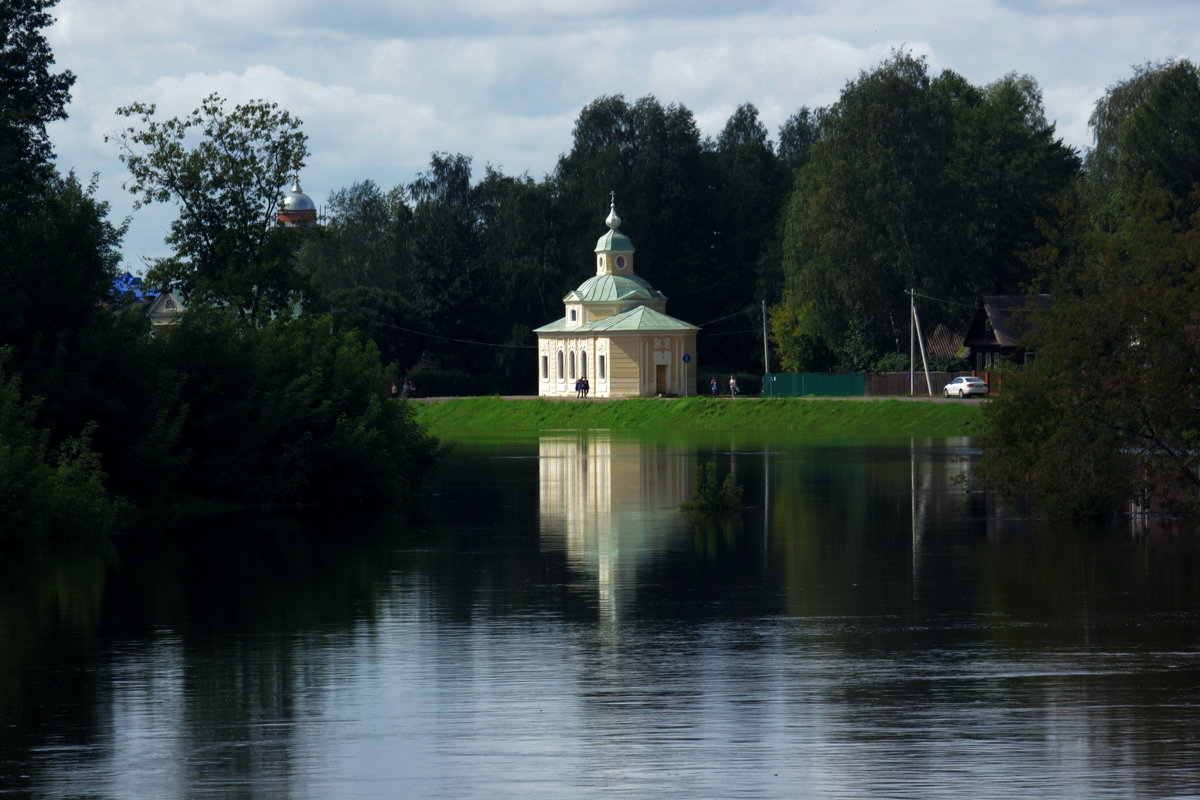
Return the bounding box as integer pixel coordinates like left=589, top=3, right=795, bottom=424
left=0, top=509, right=417, bottom=795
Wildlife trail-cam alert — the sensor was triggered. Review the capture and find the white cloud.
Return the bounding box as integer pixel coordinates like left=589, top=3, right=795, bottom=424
left=44, top=0, right=1198, bottom=267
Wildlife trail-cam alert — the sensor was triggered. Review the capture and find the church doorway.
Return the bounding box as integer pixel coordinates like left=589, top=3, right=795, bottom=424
left=655, top=365, right=667, bottom=395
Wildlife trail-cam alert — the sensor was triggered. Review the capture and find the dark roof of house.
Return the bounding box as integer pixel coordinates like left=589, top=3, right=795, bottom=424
left=963, top=294, right=1052, bottom=349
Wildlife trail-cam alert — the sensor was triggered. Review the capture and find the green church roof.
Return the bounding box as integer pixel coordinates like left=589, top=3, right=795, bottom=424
left=534, top=306, right=698, bottom=335
left=568, top=274, right=665, bottom=303
left=582, top=306, right=698, bottom=332
left=594, top=228, right=635, bottom=253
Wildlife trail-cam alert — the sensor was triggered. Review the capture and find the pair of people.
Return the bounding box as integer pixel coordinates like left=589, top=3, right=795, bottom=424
left=574, top=377, right=590, bottom=398
left=711, top=376, right=739, bottom=397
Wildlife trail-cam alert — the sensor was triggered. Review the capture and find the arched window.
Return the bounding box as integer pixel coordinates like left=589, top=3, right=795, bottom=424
left=568, top=351, right=576, bottom=380
left=599, top=355, right=607, bottom=380
left=569, top=308, right=577, bottom=322
left=557, top=350, right=564, bottom=380
left=541, top=355, right=548, bottom=379
left=580, top=351, right=588, bottom=378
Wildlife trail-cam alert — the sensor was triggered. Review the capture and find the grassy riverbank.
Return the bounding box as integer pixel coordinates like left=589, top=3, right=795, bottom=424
left=412, top=396, right=983, bottom=438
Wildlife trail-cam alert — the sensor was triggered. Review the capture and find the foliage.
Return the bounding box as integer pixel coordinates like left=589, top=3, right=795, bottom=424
left=768, top=292, right=836, bottom=372
left=872, top=352, right=910, bottom=373
left=680, top=462, right=743, bottom=513
left=300, top=180, right=413, bottom=292
left=777, top=107, right=822, bottom=170
left=781, top=51, right=1078, bottom=368
left=871, top=352, right=968, bottom=373
left=109, top=94, right=311, bottom=322
left=153, top=309, right=440, bottom=507
left=0, top=172, right=125, bottom=360
left=0, top=0, right=75, bottom=206
left=976, top=182, right=1200, bottom=518
left=1085, top=59, right=1200, bottom=223
left=0, top=356, right=123, bottom=541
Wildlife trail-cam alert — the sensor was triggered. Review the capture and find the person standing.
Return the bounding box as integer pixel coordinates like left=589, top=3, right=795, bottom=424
left=729, top=375, right=739, bottom=397
left=710, top=377, right=719, bottom=397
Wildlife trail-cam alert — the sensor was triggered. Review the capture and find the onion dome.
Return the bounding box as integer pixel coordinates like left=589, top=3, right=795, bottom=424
left=594, top=195, right=635, bottom=253
left=277, top=177, right=318, bottom=227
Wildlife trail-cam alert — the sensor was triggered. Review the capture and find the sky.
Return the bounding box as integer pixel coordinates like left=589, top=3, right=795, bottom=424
left=44, top=0, right=1199, bottom=271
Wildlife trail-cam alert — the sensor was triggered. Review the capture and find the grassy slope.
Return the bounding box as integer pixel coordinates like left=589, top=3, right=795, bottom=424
left=412, top=396, right=983, bottom=438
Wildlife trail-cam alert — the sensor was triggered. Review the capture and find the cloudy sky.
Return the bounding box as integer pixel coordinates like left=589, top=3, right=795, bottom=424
left=45, top=0, right=1198, bottom=270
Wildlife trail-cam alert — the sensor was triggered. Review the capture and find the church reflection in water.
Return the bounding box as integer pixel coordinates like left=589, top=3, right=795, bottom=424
left=536, top=430, right=695, bottom=621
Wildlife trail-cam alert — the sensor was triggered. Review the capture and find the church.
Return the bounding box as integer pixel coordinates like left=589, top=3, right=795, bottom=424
left=535, top=199, right=699, bottom=398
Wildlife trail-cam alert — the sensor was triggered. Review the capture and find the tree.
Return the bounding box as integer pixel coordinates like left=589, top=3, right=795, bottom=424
left=782, top=51, right=946, bottom=363
left=0, top=173, right=125, bottom=364
left=0, top=1, right=120, bottom=363
left=552, top=96, right=713, bottom=321
left=0, top=352, right=122, bottom=540
left=0, top=0, right=75, bottom=208
left=706, top=104, right=792, bottom=366
left=780, top=52, right=1077, bottom=367
left=777, top=107, right=822, bottom=171
left=300, top=180, right=413, bottom=293
left=1083, top=59, right=1200, bottom=224
left=151, top=309, right=439, bottom=506
left=976, top=181, right=1200, bottom=519
left=109, top=94, right=310, bottom=322
left=768, top=292, right=834, bottom=373
left=1116, top=61, right=1200, bottom=220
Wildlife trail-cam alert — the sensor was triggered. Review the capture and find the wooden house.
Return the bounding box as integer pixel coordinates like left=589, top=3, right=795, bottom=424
left=963, top=294, right=1051, bottom=370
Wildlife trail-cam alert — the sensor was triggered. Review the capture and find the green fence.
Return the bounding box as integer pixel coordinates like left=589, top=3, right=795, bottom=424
left=762, top=372, right=865, bottom=397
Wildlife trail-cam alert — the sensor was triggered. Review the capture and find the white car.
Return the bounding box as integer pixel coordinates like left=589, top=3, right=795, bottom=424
left=943, top=376, right=989, bottom=398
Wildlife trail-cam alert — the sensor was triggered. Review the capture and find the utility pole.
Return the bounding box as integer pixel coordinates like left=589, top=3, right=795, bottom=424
left=907, top=289, right=933, bottom=397
left=758, top=298, right=768, bottom=371
left=909, top=289, right=915, bottom=396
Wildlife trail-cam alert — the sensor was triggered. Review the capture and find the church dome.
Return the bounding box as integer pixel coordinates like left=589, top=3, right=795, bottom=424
left=277, top=178, right=318, bottom=226
left=572, top=273, right=665, bottom=303
left=594, top=196, right=635, bottom=252
left=594, top=228, right=635, bottom=253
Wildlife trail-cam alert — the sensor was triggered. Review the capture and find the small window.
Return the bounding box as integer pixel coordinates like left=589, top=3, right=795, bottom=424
left=580, top=351, right=588, bottom=378
left=616, top=255, right=626, bottom=270
left=541, top=355, right=548, bottom=379
left=569, top=351, right=576, bottom=379
left=557, top=350, right=564, bottom=379
left=599, top=355, right=607, bottom=380
left=570, top=309, right=577, bottom=322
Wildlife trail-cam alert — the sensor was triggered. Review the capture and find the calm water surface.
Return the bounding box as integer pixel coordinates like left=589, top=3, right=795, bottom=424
left=2, top=430, right=1199, bottom=799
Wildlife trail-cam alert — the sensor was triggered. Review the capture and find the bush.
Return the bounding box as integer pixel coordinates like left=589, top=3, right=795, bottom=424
left=0, top=359, right=123, bottom=542
left=153, top=309, right=439, bottom=507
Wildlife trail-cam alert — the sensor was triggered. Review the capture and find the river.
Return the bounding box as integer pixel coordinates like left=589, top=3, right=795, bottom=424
left=2, top=430, right=1198, bottom=798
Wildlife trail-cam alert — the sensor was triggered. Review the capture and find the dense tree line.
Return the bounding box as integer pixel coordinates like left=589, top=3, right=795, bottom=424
left=977, top=59, right=1200, bottom=519
left=0, top=1, right=437, bottom=541
left=297, top=96, right=801, bottom=390
left=294, top=54, right=1086, bottom=387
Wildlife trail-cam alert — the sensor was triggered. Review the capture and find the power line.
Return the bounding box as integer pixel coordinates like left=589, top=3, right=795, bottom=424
left=394, top=326, right=536, bottom=349
left=699, top=304, right=760, bottom=327
left=910, top=291, right=977, bottom=310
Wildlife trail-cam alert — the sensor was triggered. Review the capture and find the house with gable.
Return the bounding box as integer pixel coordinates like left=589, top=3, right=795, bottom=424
left=963, top=294, right=1052, bottom=371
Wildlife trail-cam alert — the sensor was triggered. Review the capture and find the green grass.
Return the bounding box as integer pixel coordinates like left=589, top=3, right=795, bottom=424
left=412, top=396, right=983, bottom=438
